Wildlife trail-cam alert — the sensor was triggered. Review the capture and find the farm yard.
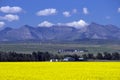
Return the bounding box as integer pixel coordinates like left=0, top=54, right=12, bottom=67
left=0, top=43, right=120, bottom=80
left=0, top=62, right=120, bottom=80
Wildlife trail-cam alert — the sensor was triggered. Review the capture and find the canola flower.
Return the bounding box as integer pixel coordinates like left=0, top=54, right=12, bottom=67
left=0, top=62, right=120, bottom=80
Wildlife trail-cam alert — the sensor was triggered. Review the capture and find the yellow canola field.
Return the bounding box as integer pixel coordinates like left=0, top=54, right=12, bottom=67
left=0, top=62, right=120, bottom=80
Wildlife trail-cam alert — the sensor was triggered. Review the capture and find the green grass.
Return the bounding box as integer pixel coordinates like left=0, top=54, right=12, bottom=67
left=0, top=43, right=119, bottom=54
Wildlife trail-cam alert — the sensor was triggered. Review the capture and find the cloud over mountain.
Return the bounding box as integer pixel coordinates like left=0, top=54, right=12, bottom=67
left=38, top=21, right=54, bottom=27
left=72, top=9, right=77, bottom=14
left=0, top=6, right=23, bottom=13
left=36, top=8, right=57, bottom=16
left=0, top=21, right=5, bottom=28
left=65, top=20, right=88, bottom=29
left=37, top=19, right=88, bottom=29
left=0, top=14, right=19, bottom=22
left=106, top=16, right=111, bottom=19
left=83, top=7, right=89, bottom=14
left=118, top=8, right=120, bottom=13
left=63, top=11, right=71, bottom=17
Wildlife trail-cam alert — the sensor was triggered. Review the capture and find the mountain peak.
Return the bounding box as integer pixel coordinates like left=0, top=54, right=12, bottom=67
left=22, top=25, right=31, bottom=27
left=20, top=25, right=34, bottom=30
left=4, top=27, right=13, bottom=30
left=90, top=22, right=102, bottom=26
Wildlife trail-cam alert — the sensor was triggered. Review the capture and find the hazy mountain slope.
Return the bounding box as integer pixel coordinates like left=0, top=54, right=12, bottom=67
left=0, top=23, right=120, bottom=41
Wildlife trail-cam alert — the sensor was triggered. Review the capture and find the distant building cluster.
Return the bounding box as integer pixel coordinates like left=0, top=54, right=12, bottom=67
left=50, top=57, right=86, bottom=62
left=58, top=49, right=88, bottom=53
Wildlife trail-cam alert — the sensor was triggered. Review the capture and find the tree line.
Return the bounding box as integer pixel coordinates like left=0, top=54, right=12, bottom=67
left=81, top=52, right=120, bottom=60
left=0, top=51, right=120, bottom=61
left=0, top=51, right=51, bottom=61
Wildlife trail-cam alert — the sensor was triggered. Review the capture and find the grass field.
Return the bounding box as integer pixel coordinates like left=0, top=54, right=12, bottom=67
left=0, top=62, right=120, bottom=80
left=0, top=43, right=120, bottom=54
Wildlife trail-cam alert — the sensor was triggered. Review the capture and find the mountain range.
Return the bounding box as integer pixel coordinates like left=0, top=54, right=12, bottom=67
left=0, top=22, right=120, bottom=43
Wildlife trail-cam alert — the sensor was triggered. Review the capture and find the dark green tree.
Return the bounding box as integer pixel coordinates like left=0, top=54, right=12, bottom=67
left=96, top=53, right=103, bottom=60
left=112, top=52, right=120, bottom=60
left=103, top=52, right=112, bottom=60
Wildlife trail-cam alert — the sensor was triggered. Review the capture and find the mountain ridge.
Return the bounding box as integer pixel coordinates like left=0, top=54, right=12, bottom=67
left=0, top=22, right=120, bottom=42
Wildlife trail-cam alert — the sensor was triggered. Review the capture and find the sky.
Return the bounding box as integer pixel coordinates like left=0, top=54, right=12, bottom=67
left=0, top=0, right=120, bottom=28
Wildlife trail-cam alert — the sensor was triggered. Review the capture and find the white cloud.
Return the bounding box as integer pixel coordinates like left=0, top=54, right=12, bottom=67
left=65, top=20, right=88, bottom=29
left=118, top=8, right=120, bottom=13
left=36, top=8, right=57, bottom=16
left=83, top=7, right=89, bottom=14
left=0, top=6, right=22, bottom=13
left=63, top=11, right=71, bottom=17
left=38, top=21, right=54, bottom=27
left=72, top=9, right=77, bottom=14
left=0, top=21, right=5, bottom=28
left=0, top=14, right=19, bottom=22
left=106, top=16, right=111, bottom=19
left=38, top=19, right=88, bottom=29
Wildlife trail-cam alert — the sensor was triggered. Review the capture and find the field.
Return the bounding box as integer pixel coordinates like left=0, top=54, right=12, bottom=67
left=0, top=43, right=120, bottom=54
left=0, top=62, right=120, bottom=80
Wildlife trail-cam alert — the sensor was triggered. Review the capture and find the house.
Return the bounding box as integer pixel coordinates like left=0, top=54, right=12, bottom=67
left=78, top=58, right=86, bottom=61
left=63, top=57, right=75, bottom=61
left=50, top=59, right=58, bottom=62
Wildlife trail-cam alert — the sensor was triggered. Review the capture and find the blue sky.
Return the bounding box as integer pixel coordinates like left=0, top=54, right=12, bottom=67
left=0, top=0, right=120, bottom=28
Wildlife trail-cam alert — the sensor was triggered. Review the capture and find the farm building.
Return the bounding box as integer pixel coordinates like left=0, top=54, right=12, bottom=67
left=58, top=49, right=88, bottom=53
left=78, top=58, right=87, bottom=61
left=63, top=57, right=75, bottom=61
left=50, top=59, right=58, bottom=62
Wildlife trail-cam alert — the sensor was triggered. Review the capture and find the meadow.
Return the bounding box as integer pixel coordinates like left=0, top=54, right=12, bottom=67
left=0, top=43, right=120, bottom=54
left=0, top=62, right=120, bottom=80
